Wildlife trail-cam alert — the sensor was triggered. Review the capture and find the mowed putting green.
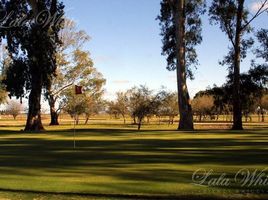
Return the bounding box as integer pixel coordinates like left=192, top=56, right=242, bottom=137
left=0, top=123, right=268, bottom=199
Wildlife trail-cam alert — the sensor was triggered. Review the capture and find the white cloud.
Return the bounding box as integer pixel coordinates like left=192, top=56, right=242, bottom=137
left=112, top=80, right=130, bottom=84
left=168, top=75, right=177, bottom=83
left=199, top=79, right=209, bottom=84
left=94, top=55, right=113, bottom=63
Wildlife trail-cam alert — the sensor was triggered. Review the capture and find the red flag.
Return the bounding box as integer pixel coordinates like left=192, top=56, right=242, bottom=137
left=75, top=85, right=83, bottom=95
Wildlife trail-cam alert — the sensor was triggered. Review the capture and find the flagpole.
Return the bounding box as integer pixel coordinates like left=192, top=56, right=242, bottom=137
left=73, top=113, right=76, bottom=149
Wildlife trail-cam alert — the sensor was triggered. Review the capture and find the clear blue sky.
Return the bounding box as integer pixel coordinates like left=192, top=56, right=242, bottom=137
left=62, top=0, right=268, bottom=99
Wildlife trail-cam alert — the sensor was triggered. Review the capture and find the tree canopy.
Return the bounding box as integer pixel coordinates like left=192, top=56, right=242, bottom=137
left=45, top=19, right=105, bottom=125
left=209, top=0, right=268, bottom=129
left=0, top=0, right=65, bottom=131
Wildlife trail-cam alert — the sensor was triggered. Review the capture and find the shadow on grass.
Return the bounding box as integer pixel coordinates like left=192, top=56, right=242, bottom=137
left=0, top=129, right=267, bottom=167
left=0, top=127, right=268, bottom=198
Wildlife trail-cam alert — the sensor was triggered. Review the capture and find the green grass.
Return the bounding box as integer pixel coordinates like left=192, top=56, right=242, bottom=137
left=0, top=121, right=268, bottom=199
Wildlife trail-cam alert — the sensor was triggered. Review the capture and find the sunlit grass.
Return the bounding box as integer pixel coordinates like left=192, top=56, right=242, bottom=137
left=0, top=117, right=267, bottom=199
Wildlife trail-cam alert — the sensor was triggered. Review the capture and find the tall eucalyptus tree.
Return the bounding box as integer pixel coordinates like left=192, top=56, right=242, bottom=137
left=158, top=0, right=205, bottom=130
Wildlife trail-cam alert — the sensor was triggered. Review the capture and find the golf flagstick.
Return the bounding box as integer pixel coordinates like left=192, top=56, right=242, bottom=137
left=73, top=114, right=76, bottom=149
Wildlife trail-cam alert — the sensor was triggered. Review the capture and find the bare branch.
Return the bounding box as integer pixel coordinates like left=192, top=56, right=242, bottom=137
left=223, top=21, right=236, bottom=47
left=242, top=0, right=268, bottom=30
left=52, top=82, right=74, bottom=96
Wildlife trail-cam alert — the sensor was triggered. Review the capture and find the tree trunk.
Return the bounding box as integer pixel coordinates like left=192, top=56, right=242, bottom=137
left=232, top=0, right=244, bottom=130
left=133, top=116, right=137, bottom=124
left=24, top=1, right=45, bottom=132
left=122, top=114, right=126, bottom=124
left=168, top=116, right=171, bottom=125
left=49, top=97, right=59, bottom=126
left=25, top=75, right=44, bottom=131
left=138, top=119, right=142, bottom=131
left=85, top=116, right=89, bottom=125
left=174, top=0, right=194, bottom=130
left=261, top=110, right=265, bottom=122
left=76, top=116, right=79, bottom=125
left=50, top=110, right=59, bottom=126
